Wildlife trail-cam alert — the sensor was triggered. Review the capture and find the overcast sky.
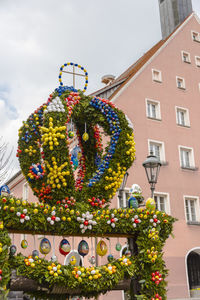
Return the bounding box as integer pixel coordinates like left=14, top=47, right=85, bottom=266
left=0, top=0, right=200, bottom=180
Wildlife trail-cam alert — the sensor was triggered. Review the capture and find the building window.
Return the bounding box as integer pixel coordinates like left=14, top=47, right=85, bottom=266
left=152, top=69, right=162, bottom=83
left=191, top=31, right=200, bottom=42
left=23, top=182, right=29, bottom=200
left=154, top=193, right=170, bottom=214
left=195, top=56, right=200, bottom=67
left=118, top=188, right=130, bottom=208
left=181, top=51, right=191, bottom=63
left=179, top=146, right=195, bottom=169
left=148, top=140, right=165, bottom=163
left=176, top=76, right=185, bottom=89
left=176, top=107, right=190, bottom=127
left=184, top=196, right=200, bottom=222
left=146, top=99, right=161, bottom=120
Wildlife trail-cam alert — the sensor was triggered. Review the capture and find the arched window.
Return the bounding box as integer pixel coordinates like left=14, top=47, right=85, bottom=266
left=187, top=251, right=200, bottom=289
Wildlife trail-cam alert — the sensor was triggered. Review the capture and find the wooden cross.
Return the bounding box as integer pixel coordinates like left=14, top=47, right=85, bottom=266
left=62, top=65, right=86, bottom=88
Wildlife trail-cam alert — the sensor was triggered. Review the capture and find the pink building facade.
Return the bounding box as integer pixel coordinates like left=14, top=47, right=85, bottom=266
left=7, top=12, right=200, bottom=300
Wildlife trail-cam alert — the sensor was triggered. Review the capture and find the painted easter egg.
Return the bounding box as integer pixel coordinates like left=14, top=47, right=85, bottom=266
left=128, top=196, right=138, bottom=208
left=82, top=132, right=89, bottom=141
left=115, top=242, right=122, bottom=251
left=146, top=198, right=156, bottom=210
left=59, top=239, right=71, bottom=256
left=107, top=254, right=114, bottom=262
left=96, top=240, right=107, bottom=256
left=21, top=239, right=28, bottom=249
left=32, top=250, right=39, bottom=258
left=70, top=255, right=77, bottom=265
left=10, top=245, right=17, bottom=256
left=78, top=240, right=89, bottom=257
left=39, top=238, right=51, bottom=255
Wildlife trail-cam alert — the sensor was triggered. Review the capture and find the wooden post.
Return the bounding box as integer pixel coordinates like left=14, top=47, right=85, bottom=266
left=128, top=236, right=140, bottom=300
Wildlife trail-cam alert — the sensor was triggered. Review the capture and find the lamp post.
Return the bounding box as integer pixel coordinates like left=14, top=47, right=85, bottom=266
left=142, top=152, right=161, bottom=198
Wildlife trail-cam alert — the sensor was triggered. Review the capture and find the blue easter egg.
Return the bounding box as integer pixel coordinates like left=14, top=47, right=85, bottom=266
left=78, top=240, right=89, bottom=257
left=39, top=238, right=51, bottom=255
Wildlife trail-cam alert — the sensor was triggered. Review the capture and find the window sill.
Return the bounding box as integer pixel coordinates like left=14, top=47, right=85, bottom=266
left=177, top=123, right=190, bottom=128
left=147, top=117, right=162, bottom=121
left=187, top=221, right=200, bottom=225
left=181, top=166, right=198, bottom=171
left=177, top=86, right=186, bottom=90
left=153, top=79, right=162, bottom=83
left=183, top=60, right=191, bottom=64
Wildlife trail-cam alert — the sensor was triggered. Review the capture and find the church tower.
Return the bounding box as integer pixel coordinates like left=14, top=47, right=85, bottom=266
left=159, top=0, right=193, bottom=39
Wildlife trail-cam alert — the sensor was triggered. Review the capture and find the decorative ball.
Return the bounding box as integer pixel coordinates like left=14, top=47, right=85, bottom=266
left=21, top=239, right=28, bottom=249
left=59, top=239, right=71, bottom=256
left=78, top=240, right=89, bottom=257
left=82, top=132, right=89, bottom=142
left=10, top=245, right=17, bottom=256
left=88, top=255, right=96, bottom=265
left=128, top=196, right=138, bottom=208
left=39, top=238, right=51, bottom=255
left=96, top=240, right=107, bottom=256
left=51, top=255, right=57, bottom=262
left=107, top=254, right=114, bottom=262
left=146, top=198, right=156, bottom=210
left=68, top=131, right=74, bottom=138
left=32, top=250, right=39, bottom=258
left=70, top=255, right=77, bottom=265
left=115, top=242, right=122, bottom=251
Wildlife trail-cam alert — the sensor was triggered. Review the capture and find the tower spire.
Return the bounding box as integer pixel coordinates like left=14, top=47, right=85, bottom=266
left=158, top=0, right=193, bottom=39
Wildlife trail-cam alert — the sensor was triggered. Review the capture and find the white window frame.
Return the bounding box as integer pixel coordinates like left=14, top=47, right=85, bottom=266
left=145, top=98, right=161, bottom=120
left=176, top=76, right=186, bottom=89
left=178, top=146, right=195, bottom=169
left=152, top=69, right=162, bottom=83
left=117, top=187, right=130, bottom=208
left=175, top=106, right=190, bottom=127
left=23, top=182, right=29, bottom=200
left=154, top=192, right=171, bottom=215
left=148, top=139, right=166, bottom=163
left=181, top=51, right=191, bottom=63
left=184, top=195, right=200, bottom=222
left=191, top=30, right=200, bottom=42
left=195, top=56, right=200, bottom=67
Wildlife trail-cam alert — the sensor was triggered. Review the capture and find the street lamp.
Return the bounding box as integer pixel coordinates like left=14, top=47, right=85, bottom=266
left=142, top=152, right=161, bottom=198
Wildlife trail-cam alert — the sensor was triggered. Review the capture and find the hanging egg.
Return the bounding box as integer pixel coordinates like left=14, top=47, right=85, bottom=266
left=70, top=255, right=77, bottom=265
left=146, top=198, right=156, bottom=210
left=68, top=131, right=74, bottom=138
left=115, top=242, right=122, bottom=251
left=88, top=255, right=96, bottom=265
left=128, top=196, right=138, bottom=209
left=59, top=239, right=71, bottom=256
left=21, top=239, right=28, bottom=249
left=107, top=254, right=114, bottom=262
left=39, top=238, right=51, bottom=255
left=10, top=245, right=17, bottom=256
left=78, top=240, right=89, bottom=257
left=51, top=255, right=57, bottom=262
left=96, top=240, right=107, bottom=256
left=32, top=250, right=39, bottom=258
left=82, top=132, right=89, bottom=142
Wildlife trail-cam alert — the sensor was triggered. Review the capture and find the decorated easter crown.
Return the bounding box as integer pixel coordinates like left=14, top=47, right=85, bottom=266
left=0, top=63, right=175, bottom=300
left=17, top=62, right=135, bottom=207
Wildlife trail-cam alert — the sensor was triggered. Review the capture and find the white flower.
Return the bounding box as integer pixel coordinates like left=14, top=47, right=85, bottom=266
left=20, top=219, right=24, bottom=223
left=25, top=216, right=30, bottom=221
left=50, top=220, right=54, bottom=225
left=47, top=217, right=51, bottom=222
left=16, top=212, right=21, bottom=217
left=23, top=209, right=27, bottom=214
